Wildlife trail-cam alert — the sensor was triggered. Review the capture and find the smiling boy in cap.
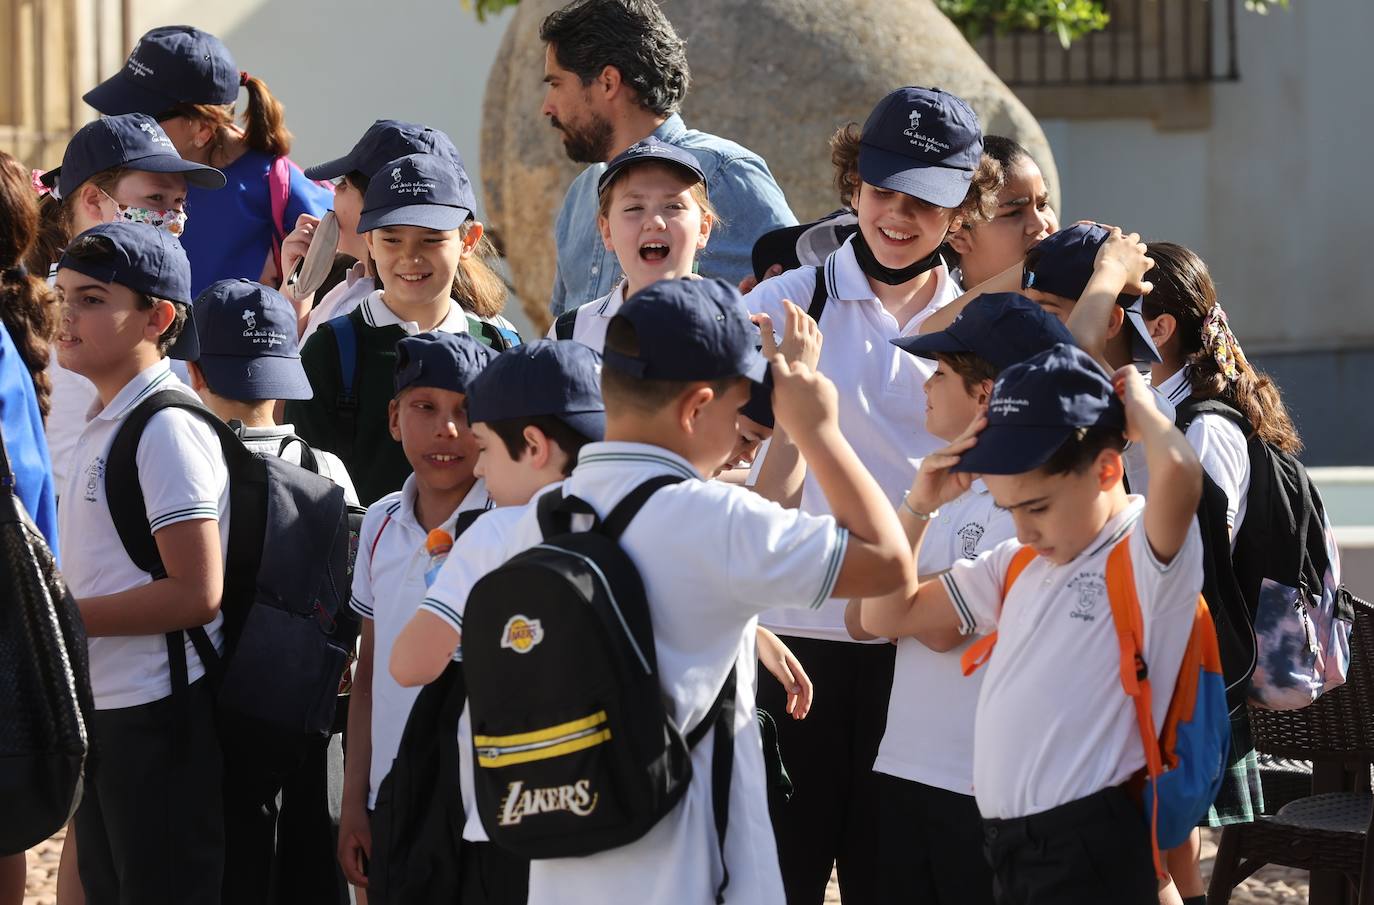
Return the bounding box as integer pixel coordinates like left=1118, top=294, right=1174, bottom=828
left=846, top=292, right=1074, bottom=905
left=338, top=330, right=497, bottom=902
left=386, top=276, right=913, bottom=905
left=857, top=343, right=1205, bottom=905
left=53, top=219, right=230, bottom=904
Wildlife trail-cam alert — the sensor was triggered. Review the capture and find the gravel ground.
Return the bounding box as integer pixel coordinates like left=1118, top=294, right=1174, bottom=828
left=23, top=826, right=1308, bottom=904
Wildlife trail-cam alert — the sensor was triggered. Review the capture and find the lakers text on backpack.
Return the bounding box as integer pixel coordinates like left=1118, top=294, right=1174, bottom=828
left=962, top=540, right=1230, bottom=877
left=1177, top=398, right=1359, bottom=711
left=105, top=393, right=361, bottom=766
left=462, top=476, right=736, bottom=894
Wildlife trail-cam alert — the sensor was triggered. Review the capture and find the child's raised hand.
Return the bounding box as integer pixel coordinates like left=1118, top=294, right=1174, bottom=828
left=778, top=299, right=823, bottom=370
left=907, top=414, right=985, bottom=514
left=769, top=352, right=840, bottom=438
left=1092, top=226, right=1154, bottom=296
left=280, top=212, right=321, bottom=304
left=1112, top=365, right=1168, bottom=443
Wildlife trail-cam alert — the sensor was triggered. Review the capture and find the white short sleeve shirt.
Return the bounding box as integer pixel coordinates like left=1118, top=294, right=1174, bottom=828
left=1157, top=368, right=1250, bottom=539
left=545, top=283, right=625, bottom=353
left=350, top=476, right=492, bottom=811
left=299, top=263, right=374, bottom=344
left=941, top=497, right=1204, bottom=819
left=428, top=441, right=848, bottom=905
left=57, top=360, right=231, bottom=710
left=744, top=236, right=962, bottom=640
left=875, top=481, right=1015, bottom=794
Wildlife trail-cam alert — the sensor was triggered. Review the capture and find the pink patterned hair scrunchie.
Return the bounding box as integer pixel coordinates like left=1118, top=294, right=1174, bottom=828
left=1201, top=305, right=1248, bottom=383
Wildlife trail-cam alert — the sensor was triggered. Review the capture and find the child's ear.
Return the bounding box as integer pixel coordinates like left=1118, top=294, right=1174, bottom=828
left=186, top=360, right=207, bottom=392
left=459, top=222, right=484, bottom=260
left=388, top=398, right=402, bottom=442
left=678, top=384, right=715, bottom=433
left=522, top=424, right=552, bottom=469
left=1096, top=448, right=1125, bottom=491
left=144, top=298, right=176, bottom=346
left=79, top=182, right=111, bottom=224
left=1106, top=305, right=1126, bottom=340
left=945, top=224, right=974, bottom=255
left=697, top=209, right=713, bottom=250
left=598, top=214, right=613, bottom=252
left=1148, top=312, right=1177, bottom=349
left=975, top=378, right=994, bottom=406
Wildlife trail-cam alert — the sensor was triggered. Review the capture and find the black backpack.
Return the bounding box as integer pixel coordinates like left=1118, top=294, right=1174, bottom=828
left=105, top=393, right=362, bottom=761
left=462, top=476, right=736, bottom=901
left=1177, top=398, right=1358, bottom=709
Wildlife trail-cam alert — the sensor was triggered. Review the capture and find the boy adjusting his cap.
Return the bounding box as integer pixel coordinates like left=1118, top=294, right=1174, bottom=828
left=395, top=276, right=912, bottom=905
left=53, top=220, right=229, bottom=904
left=857, top=343, right=1206, bottom=905
left=845, top=292, right=1074, bottom=905
left=338, top=332, right=497, bottom=901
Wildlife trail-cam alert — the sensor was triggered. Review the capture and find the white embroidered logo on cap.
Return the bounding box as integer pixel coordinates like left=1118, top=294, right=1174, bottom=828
left=390, top=166, right=437, bottom=198
left=391, top=167, right=402, bottom=182
left=242, top=309, right=257, bottom=330
left=126, top=41, right=154, bottom=78
left=137, top=121, right=175, bottom=149
left=989, top=395, right=1029, bottom=417
left=908, top=109, right=921, bottom=131
left=903, top=105, right=951, bottom=154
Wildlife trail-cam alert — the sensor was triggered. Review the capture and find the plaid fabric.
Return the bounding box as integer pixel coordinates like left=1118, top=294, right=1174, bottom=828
left=1207, top=713, right=1266, bottom=826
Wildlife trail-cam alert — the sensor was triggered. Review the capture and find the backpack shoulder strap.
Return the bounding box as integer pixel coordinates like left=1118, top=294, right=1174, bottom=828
left=806, top=265, right=828, bottom=324
left=452, top=507, right=487, bottom=540
left=684, top=663, right=737, bottom=905
left=323, top=310, right=364, bottom=462
left=554, top=307, right=580, bottom=341
left=277, top=434, right=321, bottom=474
left=1102, top=538, right=1166, bottom=879
left=600, top=474, right=686, bottom=541
left=1175, top=397, right=1248, bottom=436
left=960, top=546, right=1037, bottom=676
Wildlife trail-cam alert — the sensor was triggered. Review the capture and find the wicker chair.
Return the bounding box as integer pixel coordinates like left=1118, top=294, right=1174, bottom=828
left=1208, top=601, right=1374, bottom=904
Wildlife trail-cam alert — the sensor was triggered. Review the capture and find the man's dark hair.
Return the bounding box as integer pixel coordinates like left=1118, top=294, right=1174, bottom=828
left=540, top=0, right=690, bottom=117
left=601, top=315, right=736, bottom=413
left=483, top=415, right=595, bottom=477
left=1038, top=425, right=1126, bottom=476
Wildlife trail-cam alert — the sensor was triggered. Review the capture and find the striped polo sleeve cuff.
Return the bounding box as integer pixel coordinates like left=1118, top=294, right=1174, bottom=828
left=419, top=597, right=463, bottom=634
left=942, top=573, right=977, bottom=635
left=809, top=527, right=849, bottom=610
left=349, top=595, right=374, bottom=620
left=148, top=503, right=221, bottom=533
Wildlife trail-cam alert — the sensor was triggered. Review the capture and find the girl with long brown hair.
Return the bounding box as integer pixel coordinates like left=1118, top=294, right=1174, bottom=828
left=83, top=25, right=334, bottom=296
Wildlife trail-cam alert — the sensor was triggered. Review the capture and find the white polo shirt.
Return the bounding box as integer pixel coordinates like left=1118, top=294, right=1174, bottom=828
left=874, top=481, right=1014, bottom=795
left=58, top=360, right=231, bottom=710
left=941, top=497, right=1203, bottom=819
left=349, top=475, right=492, bottom=811
left=1157, top=368, right=1250, bottom=540
left=357, top=290, right=472, bottom=335
left=424, top=441, right=848, bottom=905
left=1120, top=382, right=1177, bottom=499
left=545, top=282, right=625, bottom=352
left=745, top=235, right=962, bottom=640
left=300, top=262, right=373, bottom=343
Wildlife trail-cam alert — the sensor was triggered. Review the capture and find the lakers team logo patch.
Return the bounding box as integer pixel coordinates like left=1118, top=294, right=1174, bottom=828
left=498, top=780, right=597, bottom=826
left=501, top=615, right=545, bottom=654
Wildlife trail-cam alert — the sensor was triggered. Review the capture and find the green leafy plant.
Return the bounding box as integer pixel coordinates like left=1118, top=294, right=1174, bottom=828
left=464, top=0, right=521, bottom=22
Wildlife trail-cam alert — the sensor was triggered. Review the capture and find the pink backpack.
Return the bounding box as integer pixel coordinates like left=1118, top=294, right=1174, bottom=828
left=267, top=157, right=334, bottom=284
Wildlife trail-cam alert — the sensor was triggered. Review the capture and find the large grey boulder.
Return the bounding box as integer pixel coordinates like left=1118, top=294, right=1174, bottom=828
left=481, top=0, right=1059, bottom=330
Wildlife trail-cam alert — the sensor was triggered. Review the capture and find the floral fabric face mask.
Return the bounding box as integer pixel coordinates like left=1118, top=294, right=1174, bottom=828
left=101, top=191, right=189, bottom=237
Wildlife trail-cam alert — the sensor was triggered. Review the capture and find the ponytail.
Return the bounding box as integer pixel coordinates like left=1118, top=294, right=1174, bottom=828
left=1, top=152, right=58, bottom=419
left=240, top=74, right=292, bottom=158
left=452, top=224, right=508, bottom=321
left=1142, top=242, right=1302, bottom=454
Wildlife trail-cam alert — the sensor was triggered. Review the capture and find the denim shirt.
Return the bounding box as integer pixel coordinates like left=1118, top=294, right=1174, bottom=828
left=549, top=114, right=797, bottom=317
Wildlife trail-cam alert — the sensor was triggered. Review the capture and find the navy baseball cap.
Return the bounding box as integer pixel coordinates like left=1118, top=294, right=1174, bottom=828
left=597, top=138, right=705, bottom=196
left=42, top=114, right=225, bottom=200
left=603, top=278, right=768, bottom=384
left=953, top=343, right=1125, bottom=475
left=192, top=279, right=312, bottom=401
left=1023, top=224, right=1162, bottom=363
left=858, top=86, right=983, bottom=208
left=304, top=120, right=463, bottom=182
left=358, top=153, right=476, bottom=234
left=466, top=340, right=605, bottom=441
left=891, top=292, right=1075, bottom=372
left=84, top=26, right=239, bottom=116
left=58, top=221, right=199, bottom=360
left=739, top=369, right=775, bottom=429
left=393, top=332, right=496, bottom=396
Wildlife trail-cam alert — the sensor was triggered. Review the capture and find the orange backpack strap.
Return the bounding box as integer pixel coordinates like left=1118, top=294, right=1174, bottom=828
left=960, top=546, right=1037, bottom=676
left=1103, top=539, right=1167, bottom=879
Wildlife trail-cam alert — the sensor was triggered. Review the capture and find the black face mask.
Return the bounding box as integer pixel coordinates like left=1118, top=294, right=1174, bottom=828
left=852, top=229, right=943, bottom=286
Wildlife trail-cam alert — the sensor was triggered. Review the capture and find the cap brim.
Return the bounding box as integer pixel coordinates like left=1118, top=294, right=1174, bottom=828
left=858, top=145, right=972, bottom=209
left=952, top=424, right=1074, bottom=475
left=167, top=306, right=201, bottom=361
left=125, top=152, right=227, bottom=190
left=598, top=157, right=704, bottom=196
left=83, top=72, right=179, bottom=117
left=303, top=154, right=353, bottom=182
left=1123, top=305, right=1163, bottom=363
left=194, top=354, right=314, bottom=401
left=557, top=409, right=606, bottom=442
left=741, top=351, right=769, bottom=386
left=890, top=332, right=969, bottom=361
left=751, top=223, right=808, bottom=281
left=357, top=204, right=471, bottom=233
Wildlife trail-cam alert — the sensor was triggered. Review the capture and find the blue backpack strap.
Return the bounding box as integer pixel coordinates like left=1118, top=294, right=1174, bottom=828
left=324, top=310, right=364, bottom=463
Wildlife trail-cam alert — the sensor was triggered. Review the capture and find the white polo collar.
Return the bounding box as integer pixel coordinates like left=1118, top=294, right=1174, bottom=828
left=593, top=281, right=627, bottom=320
left=822, top=235, right=956, bottom=322
left=1155, top=366, right=1193, bottom=406
left=390, top=473, right=493, bottom=535
left=574, top=441, right=700, bottom=482
left=360, top=290, right=470, bottom=336
left=95, top=359, right=177, bottom=422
